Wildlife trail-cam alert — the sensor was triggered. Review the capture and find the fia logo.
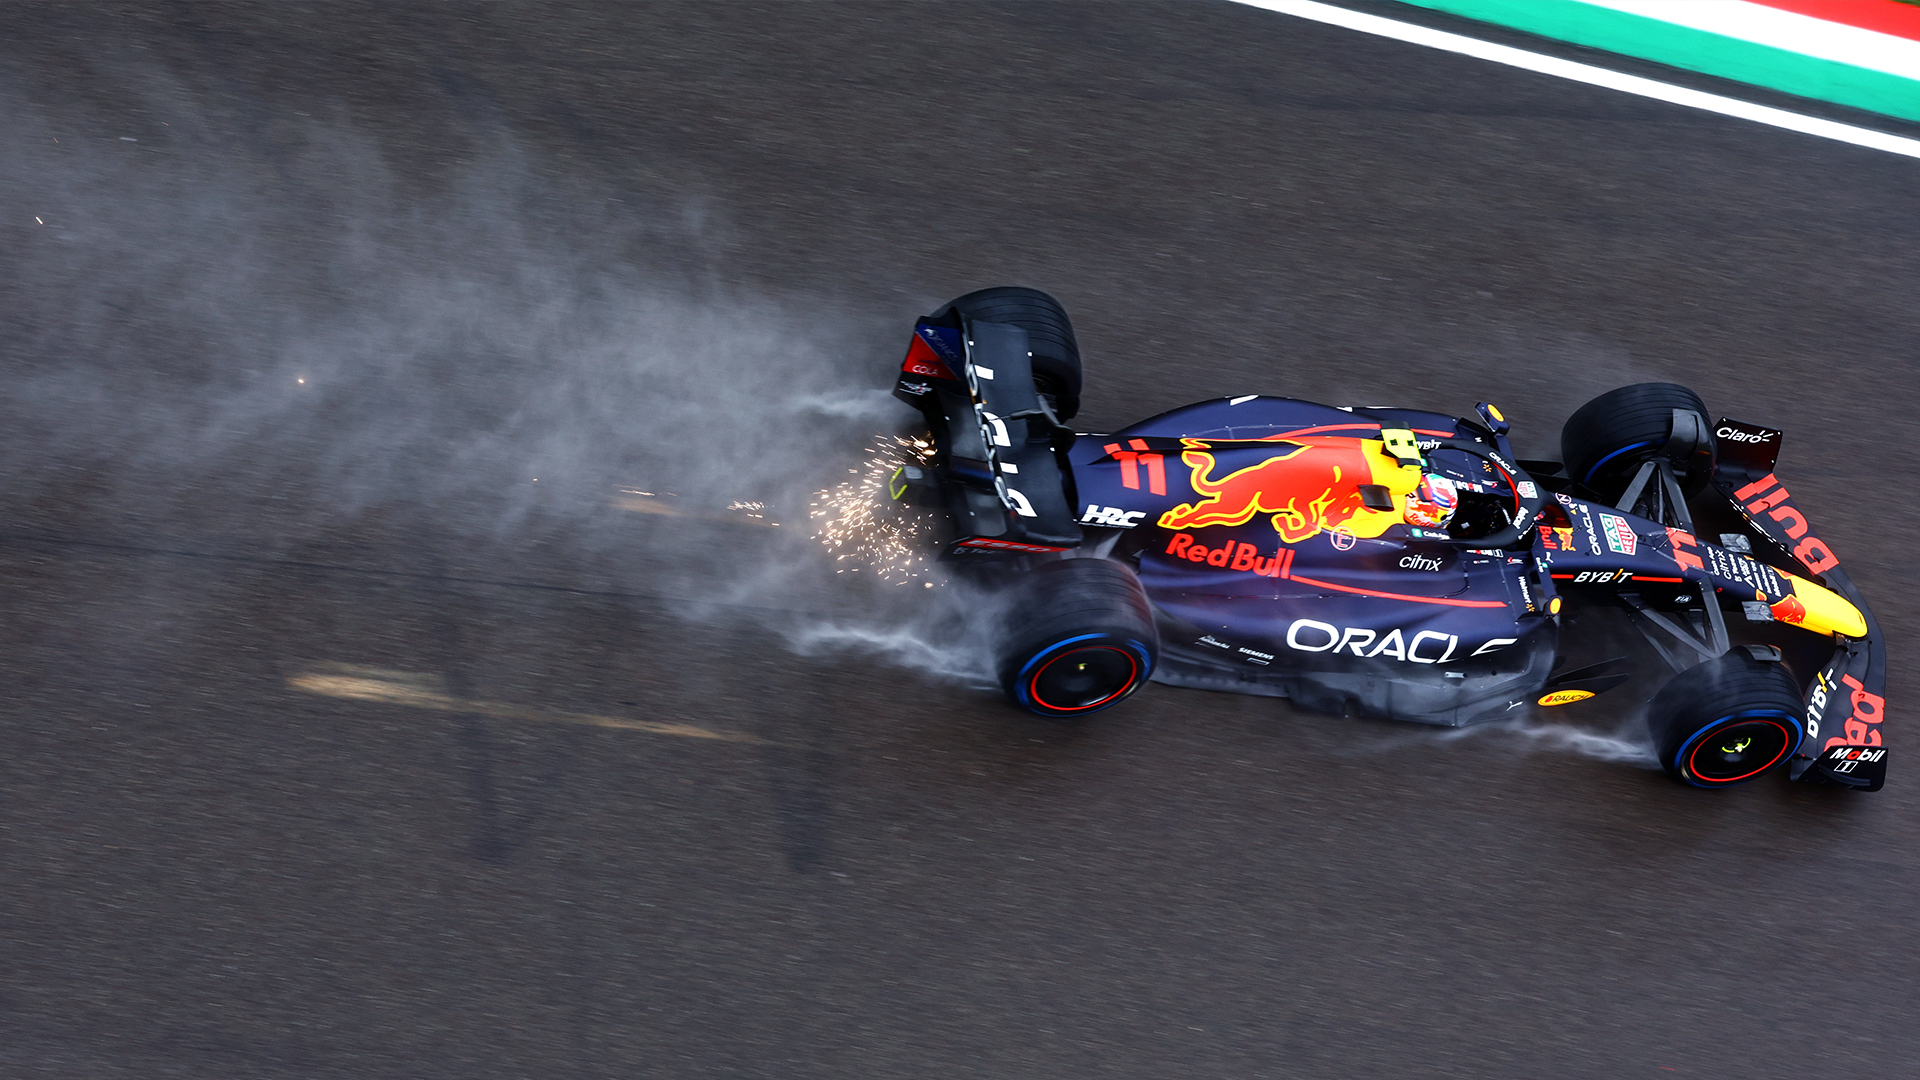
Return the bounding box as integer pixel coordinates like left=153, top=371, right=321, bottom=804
left=1079, top=504, right=1147, bottom=528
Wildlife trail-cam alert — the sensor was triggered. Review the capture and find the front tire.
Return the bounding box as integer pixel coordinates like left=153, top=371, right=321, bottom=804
left=1560, top=382, right=1714, bottom=499
left=1000, top=559, right=1157, bottom=718
left=1646, top=650, right=1804, bottom=788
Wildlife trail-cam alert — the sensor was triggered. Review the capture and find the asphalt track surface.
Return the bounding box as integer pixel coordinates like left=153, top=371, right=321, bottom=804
left=3, top=3, right=1918, bottom=1078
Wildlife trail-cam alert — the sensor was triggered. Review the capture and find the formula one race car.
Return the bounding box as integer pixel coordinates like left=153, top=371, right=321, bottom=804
left=885, top=287, right=1887, bottom=790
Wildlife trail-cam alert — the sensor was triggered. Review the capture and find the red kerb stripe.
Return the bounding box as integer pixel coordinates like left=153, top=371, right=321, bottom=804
left=1747, top=0, right=1920, bottom=43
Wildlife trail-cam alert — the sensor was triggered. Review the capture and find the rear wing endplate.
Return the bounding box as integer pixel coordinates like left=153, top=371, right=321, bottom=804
left=893, top=318, right=1081, bottom=555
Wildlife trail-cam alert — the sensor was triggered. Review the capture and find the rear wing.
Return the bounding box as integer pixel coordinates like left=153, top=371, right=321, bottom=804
left=892, top=317, right=1082, bottom=556
left=1712, top=419, right=1886, bottom=790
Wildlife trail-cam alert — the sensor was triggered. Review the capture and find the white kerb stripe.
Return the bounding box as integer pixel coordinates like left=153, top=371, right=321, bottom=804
left=1234, top=0, right=1920, bottom=160
left=1582, top=0, right=1920, bottom=81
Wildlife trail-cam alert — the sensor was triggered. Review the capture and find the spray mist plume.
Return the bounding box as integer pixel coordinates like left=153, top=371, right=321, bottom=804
left=0, top=76, right=1667, bottom=766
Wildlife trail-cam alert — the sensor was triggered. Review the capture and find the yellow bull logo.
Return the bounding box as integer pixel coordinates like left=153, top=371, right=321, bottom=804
left=1156, top=436, right=1417, bottom=543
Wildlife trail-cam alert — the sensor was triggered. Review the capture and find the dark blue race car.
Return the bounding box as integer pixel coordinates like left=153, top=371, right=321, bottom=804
left=887, top=287, right=1886, bottom=791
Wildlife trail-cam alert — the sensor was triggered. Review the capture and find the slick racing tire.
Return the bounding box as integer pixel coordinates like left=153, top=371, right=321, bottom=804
left=1000, top=559, right=1157, bottom=718
left=1645, top=649, right=1804, bottom=788
left=1561, top=383, right=1714, bottom=499
left=935, top=286, right=1083, bottom=421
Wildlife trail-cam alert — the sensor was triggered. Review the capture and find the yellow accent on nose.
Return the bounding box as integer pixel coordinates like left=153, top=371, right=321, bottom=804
left=1783, top=574, right=1868, bottom=638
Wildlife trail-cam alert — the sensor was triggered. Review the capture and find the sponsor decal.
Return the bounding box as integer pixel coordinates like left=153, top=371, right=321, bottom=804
left=1824, top=673, right=1884, bottom=750
left=1282, top=620, right=1501, bottom=663
left=1198, top=635, right=1233, bottom=650
left=1165, top=533, right=1288, bottom=577
left=1398, top=553, right=1443, bottom=572
left=1537, top=689, right=1595, bottom=706
left=952, top=537, right=1067, bottom=553
left=1716, top=424, right=1775, bottom=444
left=1516, top=481, right=1537, bottom=499
left=1237, top=646, right=1275, bottom=664
left=1700, top=540, right=1785, bottom=598
left=1079, top=504, right=1147, bottom=528
left=1104, top=439, right=1167, bottom=496
left=1156, top=436, right=1411, bottom=544
left=1730, top=473, right=1839, bottom=575
left=1806, top=671, right=1833, bottom=738
left=897, top=381, right=932, bottom=396
left=1566, top=569, right=1631, bottom=584
left=996, top=477, right=1037, bottom=518
left=1599, top=514, right=1637, bottom=556
left=980, top=411, right=1011, bottom=449
left=917, top=323, right=964, bottom=364
left=1824, top=745, right=1886, bottom=775
left=901, top=333, right=957, bottom=380
left=1554, top=496, right=1604, bottom=555
left=1576, top=516, right=1597, bottom=552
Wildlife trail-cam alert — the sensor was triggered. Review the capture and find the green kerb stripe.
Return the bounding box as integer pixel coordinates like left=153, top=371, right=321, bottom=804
left=1398, top=0, right=1920, bottom=124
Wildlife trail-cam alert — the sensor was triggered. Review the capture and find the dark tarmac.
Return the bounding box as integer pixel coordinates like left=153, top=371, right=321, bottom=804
left=3, top=3, right=1917, bottom=1077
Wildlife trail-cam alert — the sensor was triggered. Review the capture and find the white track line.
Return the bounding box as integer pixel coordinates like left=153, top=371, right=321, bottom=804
left=1233, top=0, right=1920, bottom=160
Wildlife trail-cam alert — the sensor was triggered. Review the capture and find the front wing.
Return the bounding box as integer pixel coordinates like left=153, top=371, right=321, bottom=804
left=1713, top=419, right=1886, bottom=790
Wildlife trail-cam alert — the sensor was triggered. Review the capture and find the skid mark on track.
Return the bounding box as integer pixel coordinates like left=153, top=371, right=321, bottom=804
left=289, top=663, right=762, bottom=744
left=613, top=490, right=780, bottom=526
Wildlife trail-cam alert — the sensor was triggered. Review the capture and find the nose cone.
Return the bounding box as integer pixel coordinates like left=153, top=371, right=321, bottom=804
left=1774, top=574, right=1868, bottom=638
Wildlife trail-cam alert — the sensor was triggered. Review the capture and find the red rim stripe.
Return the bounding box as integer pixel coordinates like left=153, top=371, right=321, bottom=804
left=1686, top=719, right=1796, bottom=784
left=1028, top=646, right=1140, bottom=712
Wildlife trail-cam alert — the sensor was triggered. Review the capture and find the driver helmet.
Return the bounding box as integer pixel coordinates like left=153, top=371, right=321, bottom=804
left=1404, top=472, right=1460, bottom=529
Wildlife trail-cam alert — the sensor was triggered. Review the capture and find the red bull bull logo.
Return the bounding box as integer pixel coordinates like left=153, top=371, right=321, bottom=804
left=1156, top=436, right=1415, bottom=543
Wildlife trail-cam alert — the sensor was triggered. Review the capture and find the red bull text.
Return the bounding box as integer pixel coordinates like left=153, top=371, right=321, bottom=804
left=1164, top=533, right=1293, bottom=577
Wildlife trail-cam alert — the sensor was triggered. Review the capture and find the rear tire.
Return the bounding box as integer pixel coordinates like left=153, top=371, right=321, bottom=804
left=1000, top=559, right=1157, bottom=718
left=1560, top=383, right=1713, bottom=499
left=1645, top=649, right=1804, bottom=788
left=935, top=286, right=1083, bottom=421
